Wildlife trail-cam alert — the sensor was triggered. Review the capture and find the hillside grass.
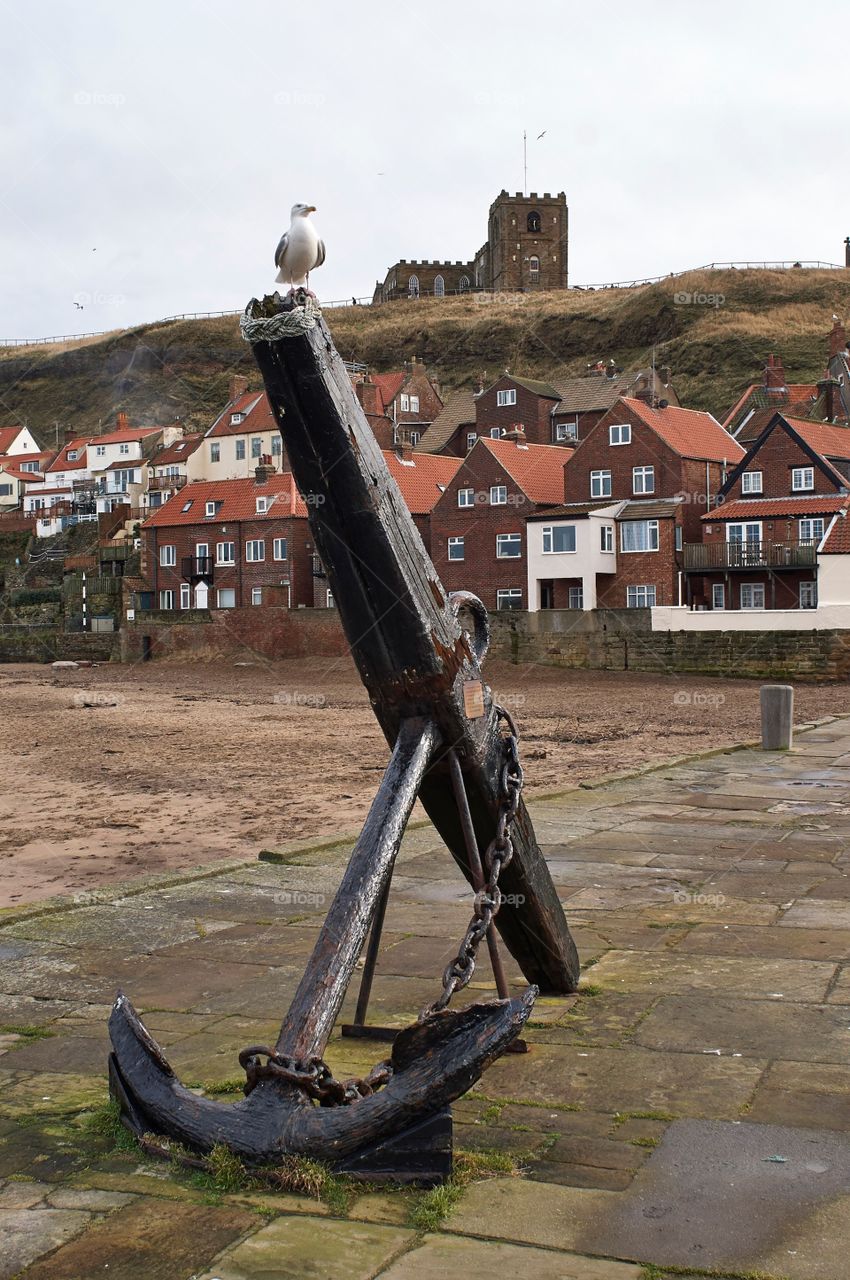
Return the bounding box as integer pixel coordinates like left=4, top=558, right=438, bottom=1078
left=2, top=267, right=849, bottom=443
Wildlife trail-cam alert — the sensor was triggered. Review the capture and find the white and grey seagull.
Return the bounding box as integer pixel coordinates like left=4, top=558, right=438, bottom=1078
left=274, top=203, right=325, bottom=297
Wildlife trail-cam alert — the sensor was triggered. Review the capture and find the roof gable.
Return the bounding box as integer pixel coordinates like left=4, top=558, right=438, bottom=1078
left=382, top=450, right=463, bottom=513
left=478, top=437, right=569, bottom=504
left=616, top=397, right=744, bottom=464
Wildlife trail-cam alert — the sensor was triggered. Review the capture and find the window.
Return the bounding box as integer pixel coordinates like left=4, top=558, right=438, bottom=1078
left=251, top=587, right=263, bottom=606
left=67, top=450, right=78, bottom=461
left=542, top=525, right=576, bottom=553
left=712, top=583, right=725, bottom=609
left=159, top=589, right=174, bottom=610
left=95, top=445, right=106, bottom=457
left=791, top=466, right=814, bottom=491
left=568, top=587, right=583, bottom=609
left=410, top=431, right=421, bottom=446
left=741, top=470, right=763, bottom=494
left=800, top=581, right=817, bottom=609
left=627, top=585, right=656, bottom=607
left=609, top=423, right=632, bottom=446
left=490, top=427, right=502, bottom=439
left=458, top=275, right=470, bottom=292
left=496, top=533, right=522, bottom=558
left=230, top=412, right=244, bottom=426
left=590, top=470, right=612, bottom=498
left=256, top=496, right=269, bottom=514
left=497, top=389, right=517, bottom=407
left=408, top=274, right=419, bottom=297
left=245, top=539, right=265, bottom=562
left=528, top=255, right=540, bottom=279
left=555, top=422, right=578, bottom=442
left=600, top=524, right=614, bottom=552
left=740, top=583, right=765, bottom=609
left=490, top=485, right=508, bottom=505
left=210, top=441, right=220, bottom=463
left=179, top=583, right=190, bottom=609
left=216, top=541, right=235, bottom=564
left=216, top=588, right=236, bottom=608
left=632, top=465, right=655, bottom=494
left=799, top=517, right=825, bottom=543
left=159, top=544, right=176, bottom=567
left=273, top=537, right=287, bottom=560
left=458, top=487, right=475, bottom=508
left=675, top=525, right=683, bottom=551
left=400, top=393, right=410, bottom=412
left=496, top=588, right=523, bottom=610
left=119, top=442, right=130, bottom=455
left=251, top=438, right=262, bottom=459
left=621, top=519, right=659, bottom=552
left=448, top=536, right=465, bottom=561
left=410, top=395, right=419, bottom=413
left=466, top=432, right=478, bottom=451
left=527, top=211, right=541, bottom=232
left=0, top=483, right=11, bottom=496
left=434, top=274, right=445, bottom=297
left=195, top=542, right=209, bottom=561
left=205, top=500, right=218, bottom=517
left=272, top=434, right=282, bottom=456
left=235, top=439, right=246, bottom=460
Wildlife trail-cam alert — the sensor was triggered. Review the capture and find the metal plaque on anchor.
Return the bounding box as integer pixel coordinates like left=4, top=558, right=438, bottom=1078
left=462, top=680, right=485, bottom=718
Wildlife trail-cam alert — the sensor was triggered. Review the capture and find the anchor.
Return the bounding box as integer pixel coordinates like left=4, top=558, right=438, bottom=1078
left=108, top=293, right=580, bottom=1184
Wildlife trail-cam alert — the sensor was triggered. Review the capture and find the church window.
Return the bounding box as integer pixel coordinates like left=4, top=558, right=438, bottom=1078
left=434, top=275, right=445, bottom=297
left=527, top=211, right=541, bottom=232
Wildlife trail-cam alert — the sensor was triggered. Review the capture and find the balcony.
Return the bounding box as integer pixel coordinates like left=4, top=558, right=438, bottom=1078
left=181, top=555, right=215, bottom=582
left=148, top=474, right=187, bottom=492
left=311, top=553, right=327, bottom=579
left=684, top=541, right=818, bottom=571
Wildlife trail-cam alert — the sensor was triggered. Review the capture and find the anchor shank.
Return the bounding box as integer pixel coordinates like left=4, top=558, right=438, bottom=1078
left=276, top=716, right=440, bottom=1060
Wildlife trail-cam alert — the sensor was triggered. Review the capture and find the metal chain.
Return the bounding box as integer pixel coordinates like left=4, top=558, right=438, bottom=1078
left=421, top=705, right=524, bottom=1019
left=238, top=1044, right=392, bottom=1105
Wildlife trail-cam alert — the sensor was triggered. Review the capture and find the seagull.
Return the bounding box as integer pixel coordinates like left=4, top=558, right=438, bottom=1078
left=537, top=130, right=547, bottom=140
left=274, top=203, right=325, bottom=297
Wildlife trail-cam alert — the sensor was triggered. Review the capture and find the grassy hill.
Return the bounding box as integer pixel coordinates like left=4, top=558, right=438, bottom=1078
left=2, top=267, right=849, bottom=446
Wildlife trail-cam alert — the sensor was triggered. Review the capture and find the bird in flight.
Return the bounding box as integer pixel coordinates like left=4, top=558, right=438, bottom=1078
left=274, top=203, right=326, bottom=298
left=537, top=130, right=547, bottom=140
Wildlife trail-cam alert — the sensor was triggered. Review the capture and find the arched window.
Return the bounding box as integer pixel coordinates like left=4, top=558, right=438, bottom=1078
left=434, top=274, right=445, bottom=297
left=529, top=255, right=540, bottom=279
left=407, top=274, right=419, bottom=297
left=458, top=274, right=470, bottom=293
left=527, top=211, right=541, bottom=232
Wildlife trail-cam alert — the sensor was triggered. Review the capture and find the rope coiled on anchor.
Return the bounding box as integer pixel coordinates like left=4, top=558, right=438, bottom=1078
left=240, top=296, right=322, bottom=344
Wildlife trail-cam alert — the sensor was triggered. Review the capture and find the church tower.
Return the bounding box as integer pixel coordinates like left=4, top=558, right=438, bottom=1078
left=476, top=190, right=568, bottom=292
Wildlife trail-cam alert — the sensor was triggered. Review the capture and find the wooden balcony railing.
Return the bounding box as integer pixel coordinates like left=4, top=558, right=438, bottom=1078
left=684, top=541, right=818, bottom=571
left=148, top=474, right=187, bottom=492
left=181, top=555, right=215, bottom=581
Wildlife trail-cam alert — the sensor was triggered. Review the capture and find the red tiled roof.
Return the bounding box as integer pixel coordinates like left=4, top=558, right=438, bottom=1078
left=382, top=450, right=463, bottom=513
left=142, top=473, right=307, bottom=527
left=0, top=426, right=25, bottom=454
left=86, top=426, right=162, bottom=446
left=9, top=451, right=54, bottom=468
left=1, top=467, right=44, bottom=485
left=372, top=373, right=407, bottom=411
left=621, top=398, right=745, bottom=464
left=47, top=439, right=89, bottom=473
left=822, top=511, right=850, bottom=553
left=722, top=384, right=819, bottom=431
left=703, top=496, right=850, bottom=521
left=150, top=434, right=204, bottom=466
left=207, top=391, right=278, bottom=439
left=479, top=437, right=570, bottom=505
left=784, top=418, right=850, bottom=461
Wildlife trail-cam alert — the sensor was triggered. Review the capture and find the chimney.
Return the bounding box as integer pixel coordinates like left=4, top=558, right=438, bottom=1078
left=605, top=359, right=618, bottom=380
left=396, top=438, right=414, bottom=462
left=660, top=365, right=672, bottom=386
left=504, top=423, right=526, bottom=442
left=829, top=317, right=847, bottom=360
left=817, top=377, right=840, bottom=421
left=763, top=353, right=786, bottom=390
left=63, top=425, right=78, bottom=445
left=229, top=374, right=249, bottom=403
left=633, top=375, right=651, bottom=402
left=116, top=411, right=129, bottom=431
left=355, top=379, right=383, bottom=418
left=254, top=461, right=275, bottom=485
left=474, top=371, right=486, bottom=395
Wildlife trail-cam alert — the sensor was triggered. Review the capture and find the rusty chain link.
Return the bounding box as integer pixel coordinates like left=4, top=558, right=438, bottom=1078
left=238, top=1044, right=392, bottom=1105
left=421, top=704, right=524, bottom=1019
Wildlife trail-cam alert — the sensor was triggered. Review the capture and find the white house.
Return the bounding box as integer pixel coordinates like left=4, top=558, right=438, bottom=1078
left=199, top=378, right=283, bottom=481
left=0, top=424, right=41, bottom=458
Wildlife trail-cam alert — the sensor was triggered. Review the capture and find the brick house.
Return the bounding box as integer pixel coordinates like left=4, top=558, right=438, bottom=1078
left=684, top=412, right=850, bottom=611
left=141, top=466, right=312, bottom=611
left=415, top=389, right=478, bottom=456
left=522, top=397, right=743, bottom=611
left=431, top=433, right=568, bottom=610
left=382, top=446, right=462, bottom=552
left=549, top=366, right=678, bottom=445
left=354, top=359, right=444, bottom=448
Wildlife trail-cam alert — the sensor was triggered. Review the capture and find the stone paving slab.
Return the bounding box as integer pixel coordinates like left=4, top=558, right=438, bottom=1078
left=4, top=717, right=850, bottom=1277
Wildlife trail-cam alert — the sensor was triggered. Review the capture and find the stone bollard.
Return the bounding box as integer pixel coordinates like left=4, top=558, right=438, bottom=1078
left=761, top=684, right=794, bottom=750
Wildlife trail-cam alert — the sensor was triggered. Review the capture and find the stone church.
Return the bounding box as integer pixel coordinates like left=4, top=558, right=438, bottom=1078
left=372, top=189, right=568, bottom=302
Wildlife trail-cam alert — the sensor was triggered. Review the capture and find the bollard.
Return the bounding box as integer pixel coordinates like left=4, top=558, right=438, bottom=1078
left=761, top=684, right=794, bottom=750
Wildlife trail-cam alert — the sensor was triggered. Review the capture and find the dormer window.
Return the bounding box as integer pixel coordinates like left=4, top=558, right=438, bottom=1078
left=527, top=211, right=541, bottom=232
left=231, top=412, right=245, bottom=425
left=205, top=500, right=220, bottom=517
left=256, top=496, right=269, bottom=514
left=67, top=450, right=78, bottom=461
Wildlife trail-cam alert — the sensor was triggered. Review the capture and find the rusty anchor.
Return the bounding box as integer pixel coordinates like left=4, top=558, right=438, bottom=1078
left=108, top=294, right=580, bottom=1184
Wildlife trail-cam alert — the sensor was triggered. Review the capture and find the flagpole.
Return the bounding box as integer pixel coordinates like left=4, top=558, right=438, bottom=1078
left=523, top=129, right=527, bottom=194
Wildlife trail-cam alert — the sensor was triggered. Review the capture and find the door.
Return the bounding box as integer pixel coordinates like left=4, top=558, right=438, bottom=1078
left=194, top=581, right=209, bottom=609
left=540, top=581, right=555, bottom=609
left=728, top=522, right=762, bottom=566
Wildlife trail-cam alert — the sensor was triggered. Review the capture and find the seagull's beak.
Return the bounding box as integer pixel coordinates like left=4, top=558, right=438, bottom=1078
left=307, top=205, right=317, bottom=213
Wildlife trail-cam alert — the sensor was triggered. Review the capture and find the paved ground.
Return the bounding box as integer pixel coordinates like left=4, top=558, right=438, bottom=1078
left=3, top=716, right=850, bottom=1277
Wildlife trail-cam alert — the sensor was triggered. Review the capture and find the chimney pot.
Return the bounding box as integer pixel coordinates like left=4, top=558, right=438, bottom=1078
left=229, top=374, right=249, bottom=403
left=254, top=461, right=275, bottom=485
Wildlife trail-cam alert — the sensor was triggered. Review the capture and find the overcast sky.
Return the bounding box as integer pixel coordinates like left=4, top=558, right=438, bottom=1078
left=2, top=0, right=847, bottom=338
